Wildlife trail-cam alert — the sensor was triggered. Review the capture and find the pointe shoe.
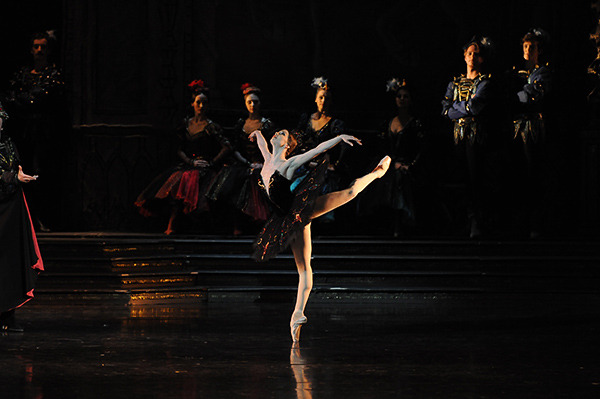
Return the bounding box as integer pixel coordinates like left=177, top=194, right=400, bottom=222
left=373, top=156, right=391, bottom=177
left=290, top=316, right=307, bottom=343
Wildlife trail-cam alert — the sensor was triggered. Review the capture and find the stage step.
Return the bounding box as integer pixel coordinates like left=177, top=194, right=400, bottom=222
left=34, top=233, right=600, bottom=304
left=38, top=233, right=600, bottom=257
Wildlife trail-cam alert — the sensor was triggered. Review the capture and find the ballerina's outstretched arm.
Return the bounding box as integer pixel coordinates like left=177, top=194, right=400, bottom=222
left=249, top=130, right=271, bottom=162
left=283, top=134, right=361, bottom=179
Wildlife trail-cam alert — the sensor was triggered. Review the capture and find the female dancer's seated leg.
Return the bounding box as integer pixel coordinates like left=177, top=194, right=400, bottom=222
left=289, top=155, right=391, bottom=344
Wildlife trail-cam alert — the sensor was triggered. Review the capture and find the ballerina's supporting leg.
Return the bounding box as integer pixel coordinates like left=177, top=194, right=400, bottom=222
left=290, top=223, right=312, bottom=343
left=287, top=156, right=391, bottom=344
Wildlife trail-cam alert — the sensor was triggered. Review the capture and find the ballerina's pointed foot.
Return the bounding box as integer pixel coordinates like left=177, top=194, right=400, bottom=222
left=290, top=316, right=307, bottom=343
left=373, top=155, right=391, bottom=177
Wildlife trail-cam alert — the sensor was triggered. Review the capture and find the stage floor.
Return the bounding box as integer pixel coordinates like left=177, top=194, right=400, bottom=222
left=2, top=294, right=600, bottom=398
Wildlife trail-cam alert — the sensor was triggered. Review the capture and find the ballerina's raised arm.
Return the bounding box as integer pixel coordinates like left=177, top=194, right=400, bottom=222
left=249, top=129, right=272, bottom=162
left=283, top=134, right=361, bottom=179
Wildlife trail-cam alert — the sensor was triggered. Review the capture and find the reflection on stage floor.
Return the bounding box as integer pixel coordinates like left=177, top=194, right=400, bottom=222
left=2, top=294, right=600, bottom=398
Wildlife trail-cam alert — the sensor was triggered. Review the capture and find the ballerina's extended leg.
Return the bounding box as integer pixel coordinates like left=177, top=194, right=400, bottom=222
left=310, top=156, right=391, bottom=219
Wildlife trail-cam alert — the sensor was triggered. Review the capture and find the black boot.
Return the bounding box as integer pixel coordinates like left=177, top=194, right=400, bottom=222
left=0, top=310, right=24, bottom=332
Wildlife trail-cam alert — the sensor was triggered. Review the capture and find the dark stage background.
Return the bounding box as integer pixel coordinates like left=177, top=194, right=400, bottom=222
left=0, top=0, right=598, bottom=235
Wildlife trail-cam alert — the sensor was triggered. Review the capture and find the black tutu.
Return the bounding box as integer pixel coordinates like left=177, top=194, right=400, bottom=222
left=252, top=158, right=328, bottom=261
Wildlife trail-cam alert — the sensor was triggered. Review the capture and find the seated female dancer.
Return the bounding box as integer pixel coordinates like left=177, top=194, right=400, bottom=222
left=250, top=129, right=390, bottom=344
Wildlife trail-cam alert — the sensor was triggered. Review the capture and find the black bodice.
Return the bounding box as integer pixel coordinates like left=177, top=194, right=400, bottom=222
left=261, top=171, right=294, bottom=215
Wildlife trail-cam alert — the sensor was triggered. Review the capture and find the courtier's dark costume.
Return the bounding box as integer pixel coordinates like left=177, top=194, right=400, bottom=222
left=508, top=63, right=553, bottom=234
left=135, top=118, right=230, bottom=217
left=442, top=73, right=494, bottom=235
left=3, top=64, right=66, bottom=229
left=0, top=126, right=44, bottom=320
left=207, top=117, right=275, bottom=222
left=511, top=64, right=552, bottom=144
left=368, top=118, right=424, bottom=231
left=442, top=74, right=493, bottom=145
left=252, top=158, right=328, bottom=262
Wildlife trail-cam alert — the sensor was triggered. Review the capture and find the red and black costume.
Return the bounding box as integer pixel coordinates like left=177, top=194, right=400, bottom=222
left=135, top=118, right=231, bottom=217
left=0, top=125, right=44, bottom=321
left=207, top=117, right=275, bottom=222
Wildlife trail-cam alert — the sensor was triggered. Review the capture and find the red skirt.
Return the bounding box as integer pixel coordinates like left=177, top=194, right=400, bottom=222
left=135, top=166, right=216, bottom=216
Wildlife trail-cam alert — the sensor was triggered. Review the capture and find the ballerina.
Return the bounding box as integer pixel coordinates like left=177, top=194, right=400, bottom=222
left=249, top=129, right=390, bottom=344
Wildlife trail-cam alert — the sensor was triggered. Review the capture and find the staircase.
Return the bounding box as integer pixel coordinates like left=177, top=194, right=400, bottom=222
left=35, top=233, right=600, bottom=305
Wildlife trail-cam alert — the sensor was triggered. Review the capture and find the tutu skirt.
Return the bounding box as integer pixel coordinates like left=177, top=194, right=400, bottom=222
left=252, top=159, right=328, bottom=262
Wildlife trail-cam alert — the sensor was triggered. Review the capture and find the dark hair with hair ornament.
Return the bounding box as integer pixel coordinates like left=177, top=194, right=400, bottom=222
left=386, top=78, right=411, bottom=97
left=463, top=35, right=494, bottom=61
left=521, top=28, right=550, bottom=53
left=311, top=76, right=330, bottom=92
left=188, top=79, right=209, bottom=96
left=241, top=83, right=261, bottom=97
left=31, top=30, right=56, bottom=45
